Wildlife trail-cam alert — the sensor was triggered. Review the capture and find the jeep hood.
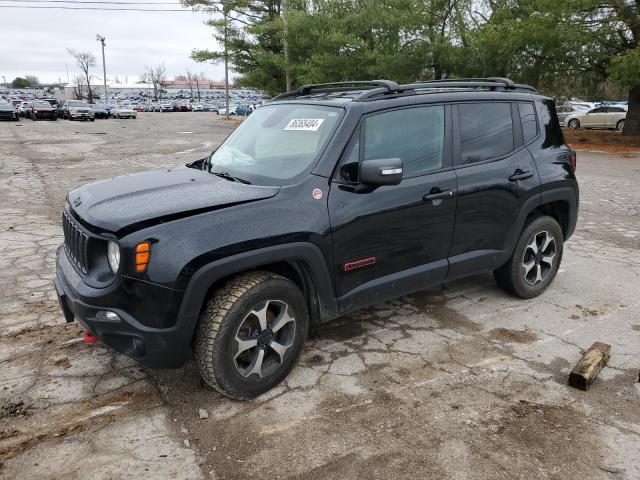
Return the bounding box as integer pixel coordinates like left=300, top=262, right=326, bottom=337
left=68, top=166, right=279, bottom=233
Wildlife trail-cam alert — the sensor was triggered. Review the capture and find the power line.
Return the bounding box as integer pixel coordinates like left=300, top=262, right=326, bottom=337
left=0, top=0, right=182, bottom=3
left=0, top=4, right=189, bottom=9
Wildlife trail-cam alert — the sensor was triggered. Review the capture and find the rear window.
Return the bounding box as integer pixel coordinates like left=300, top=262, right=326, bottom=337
left=458, top=103, right=513, bottom=163
left=518, top=102, right=538, bottom=143
left=537, top=100, right=564, bottom=148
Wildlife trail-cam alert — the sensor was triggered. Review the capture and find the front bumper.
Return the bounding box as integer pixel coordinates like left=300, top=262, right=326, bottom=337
left=69, top=111, right=94, bottom=119
left=53, top=246, right=192, bottom=368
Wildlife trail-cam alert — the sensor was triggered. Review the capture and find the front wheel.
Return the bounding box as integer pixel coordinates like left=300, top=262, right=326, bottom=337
left=617, top=120, right=625, bottom=132
left=195, top=271, right=309, bottom=400
left=494, top=216, right=564, bottom=299
left=568, top=119, right=580, bottom=129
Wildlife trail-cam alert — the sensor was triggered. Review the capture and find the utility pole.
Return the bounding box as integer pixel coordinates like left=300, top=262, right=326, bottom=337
left=2, top=75, right=6, bottom=88
left=282, top=0, right=292, bottom=91
left=96, top=34, right=108, bottom=102
left=223, top=8, right=230, bottom=120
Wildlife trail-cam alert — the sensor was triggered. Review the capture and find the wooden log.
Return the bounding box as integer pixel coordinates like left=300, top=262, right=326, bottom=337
left=568, top=342, right=611, bottom=391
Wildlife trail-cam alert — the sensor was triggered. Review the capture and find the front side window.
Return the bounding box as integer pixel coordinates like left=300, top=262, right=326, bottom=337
left=209, top=104, right=342, bottom=184
left=364, top=106, right=444, bottom=177
left=459, top=102, right=514, bottom=163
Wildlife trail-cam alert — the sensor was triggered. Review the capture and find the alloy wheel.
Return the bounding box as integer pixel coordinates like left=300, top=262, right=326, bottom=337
left=522, top=231, right=556, bottom=286
left=233, top=300, right=296, bottom=380
left=617, top=120, right=625, bottom=132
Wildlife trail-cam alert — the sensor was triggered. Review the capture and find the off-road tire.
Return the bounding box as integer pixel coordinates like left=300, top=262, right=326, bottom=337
left=494, top=216, right=563, bottom=299
left=195, top=271, right=309, bottom=399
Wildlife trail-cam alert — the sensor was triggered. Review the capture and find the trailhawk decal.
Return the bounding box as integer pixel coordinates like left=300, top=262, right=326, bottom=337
left=284, top=118, right=325, bottom=131
left=344, top=257, right=377, bottom=272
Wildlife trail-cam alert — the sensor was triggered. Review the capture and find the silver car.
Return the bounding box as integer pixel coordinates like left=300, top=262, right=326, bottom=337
left=565, top=106, right=626, bottom=131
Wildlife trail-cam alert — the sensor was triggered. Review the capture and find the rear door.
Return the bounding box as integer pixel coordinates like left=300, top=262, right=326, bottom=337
left=329, top=104, right=457, bottom=312
left=582, top=107, right=606, bottom=127
left=448, top=101, right=540, bottom=279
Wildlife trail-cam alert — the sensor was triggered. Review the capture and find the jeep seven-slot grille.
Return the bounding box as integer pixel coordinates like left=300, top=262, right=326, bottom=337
left=62, top=211, right=89, bottom=273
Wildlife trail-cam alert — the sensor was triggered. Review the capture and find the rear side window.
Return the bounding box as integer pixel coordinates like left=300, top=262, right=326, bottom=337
left=537, top=100, right=564, bottom=148
left=519, top=102, right=538, bottom=143
left=458, top=103, right=513, bottom=163
left=364, top=106, right=445, bottom=177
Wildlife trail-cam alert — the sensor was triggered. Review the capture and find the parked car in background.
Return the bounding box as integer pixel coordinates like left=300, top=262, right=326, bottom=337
left=217, top=105, right=237, bottom=115
left=111, top=104, right=137, bottom=119
left=159, top=102, right=173, bottom=112
left=565, top=106, right=626, bottom=131
left=235, top=104, right=253, bottom=116
left=18, top=101, right=31, bottom=117
left=60, top=100, right=95, bottom=121
left=28, top=101, right=57, bottom=120
left=191, top=104, right=204, bottom=112
left=134, top=104, right=145, bottom=112
left=92, top=104, right=110, bottom=119
left=41, top=98, right=59, bottom=109
left=556, top=104, right=582, bottom=124
left=0, top=100, right=19, bottom=121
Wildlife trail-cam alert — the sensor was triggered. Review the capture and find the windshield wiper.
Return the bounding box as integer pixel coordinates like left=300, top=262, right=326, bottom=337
left=211, top=170, right=252, bottom=185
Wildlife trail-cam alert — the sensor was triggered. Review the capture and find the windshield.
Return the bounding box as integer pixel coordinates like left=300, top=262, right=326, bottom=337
left=0, top=101, right=11, bottom=108
left=68, top=101, right=89, bottom=108
left=33, top=102, right=51, bottom=108
left=209, top=104, right=342, bottom=184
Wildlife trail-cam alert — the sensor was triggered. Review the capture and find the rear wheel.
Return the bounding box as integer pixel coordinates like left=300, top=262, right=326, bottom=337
left=494, top=216, right=563, bottom=299
left=195, top=271, right=309, bottom=399
left=617, top=120, right=625, bottom=132
left=568, top=119, right=580, bottom=129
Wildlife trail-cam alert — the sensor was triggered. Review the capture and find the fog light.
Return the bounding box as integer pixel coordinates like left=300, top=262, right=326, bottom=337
left=95, top=310, right=120, bottom=322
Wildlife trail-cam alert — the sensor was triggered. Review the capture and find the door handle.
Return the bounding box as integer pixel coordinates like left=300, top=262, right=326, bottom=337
left=423, top=189, right=454, bottom=201
left=508, top=170, right=533, bottom=182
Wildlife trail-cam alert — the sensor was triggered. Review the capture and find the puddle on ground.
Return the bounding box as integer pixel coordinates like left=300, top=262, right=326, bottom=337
left=409, top=291, right=481, bottom=331
left=488, top=328, right=538, bottom=344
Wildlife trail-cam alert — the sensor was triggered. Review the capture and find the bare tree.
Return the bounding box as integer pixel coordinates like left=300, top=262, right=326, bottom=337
left=72, top=75, right=85, bottom=100
left=186, top=68, right=194, bottom=99
left=67, top=49, right=96, bottom=103
left=142, top=63, right=167, bottom=101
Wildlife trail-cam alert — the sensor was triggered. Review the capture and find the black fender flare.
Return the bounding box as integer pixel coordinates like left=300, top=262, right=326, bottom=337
left=175, top=242, right=339, bottom=340
left=503, top=186, right=578, bottom=265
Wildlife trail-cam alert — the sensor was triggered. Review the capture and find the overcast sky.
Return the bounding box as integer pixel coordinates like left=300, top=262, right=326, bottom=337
left=0, top=2, right=227, bottom=84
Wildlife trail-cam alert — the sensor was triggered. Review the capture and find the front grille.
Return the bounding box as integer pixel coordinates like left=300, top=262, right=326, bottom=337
left=62, top=211, right=89, bottom=274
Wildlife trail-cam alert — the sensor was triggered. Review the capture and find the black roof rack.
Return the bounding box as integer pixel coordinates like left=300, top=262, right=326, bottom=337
left=271, top=77, right=536, bottom=102
left=355, top=77, right=536, bottom=101
left=272, top=80, right=400, bottom=101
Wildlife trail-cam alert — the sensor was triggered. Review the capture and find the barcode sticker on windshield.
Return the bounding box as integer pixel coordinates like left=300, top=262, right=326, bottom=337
left=285, top=118, right=325, bottom=131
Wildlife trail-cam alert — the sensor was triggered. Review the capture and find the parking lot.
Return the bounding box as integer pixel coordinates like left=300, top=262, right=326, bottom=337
left=0, top=113, right=639, bottom=479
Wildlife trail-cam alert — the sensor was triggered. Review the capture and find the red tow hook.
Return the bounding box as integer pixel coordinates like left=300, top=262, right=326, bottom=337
left=83, top=331, right=97, bottom=344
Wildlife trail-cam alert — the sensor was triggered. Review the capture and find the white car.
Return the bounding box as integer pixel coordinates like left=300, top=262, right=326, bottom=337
left=191, top=104, right=203, bottom=112
left=112, top=104, right=137, bottom=119
left=565, top=106, right=626, bottom=131
left=217, top=105, right=237, bottom=115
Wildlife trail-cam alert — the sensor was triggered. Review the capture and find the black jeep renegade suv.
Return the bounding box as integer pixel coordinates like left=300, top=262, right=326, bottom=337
left=53, top=78, right=578, bottom=399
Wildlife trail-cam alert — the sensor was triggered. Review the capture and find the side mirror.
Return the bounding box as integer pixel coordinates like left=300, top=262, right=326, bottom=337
left=359, top=158, right=403, bottom=186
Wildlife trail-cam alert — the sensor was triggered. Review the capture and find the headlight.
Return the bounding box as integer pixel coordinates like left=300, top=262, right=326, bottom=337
left=107, top=241, right=120, bottom=273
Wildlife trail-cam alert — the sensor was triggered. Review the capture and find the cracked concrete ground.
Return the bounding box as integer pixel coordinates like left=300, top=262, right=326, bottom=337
left=1, top=115, right=639, bottom=480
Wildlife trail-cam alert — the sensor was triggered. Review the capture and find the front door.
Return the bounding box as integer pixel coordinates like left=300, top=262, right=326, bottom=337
left=328, top=104, right=457, bottom=312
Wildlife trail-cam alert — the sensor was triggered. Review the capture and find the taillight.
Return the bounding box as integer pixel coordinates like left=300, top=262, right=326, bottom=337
left=569, top=150, right=577, bottom=170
